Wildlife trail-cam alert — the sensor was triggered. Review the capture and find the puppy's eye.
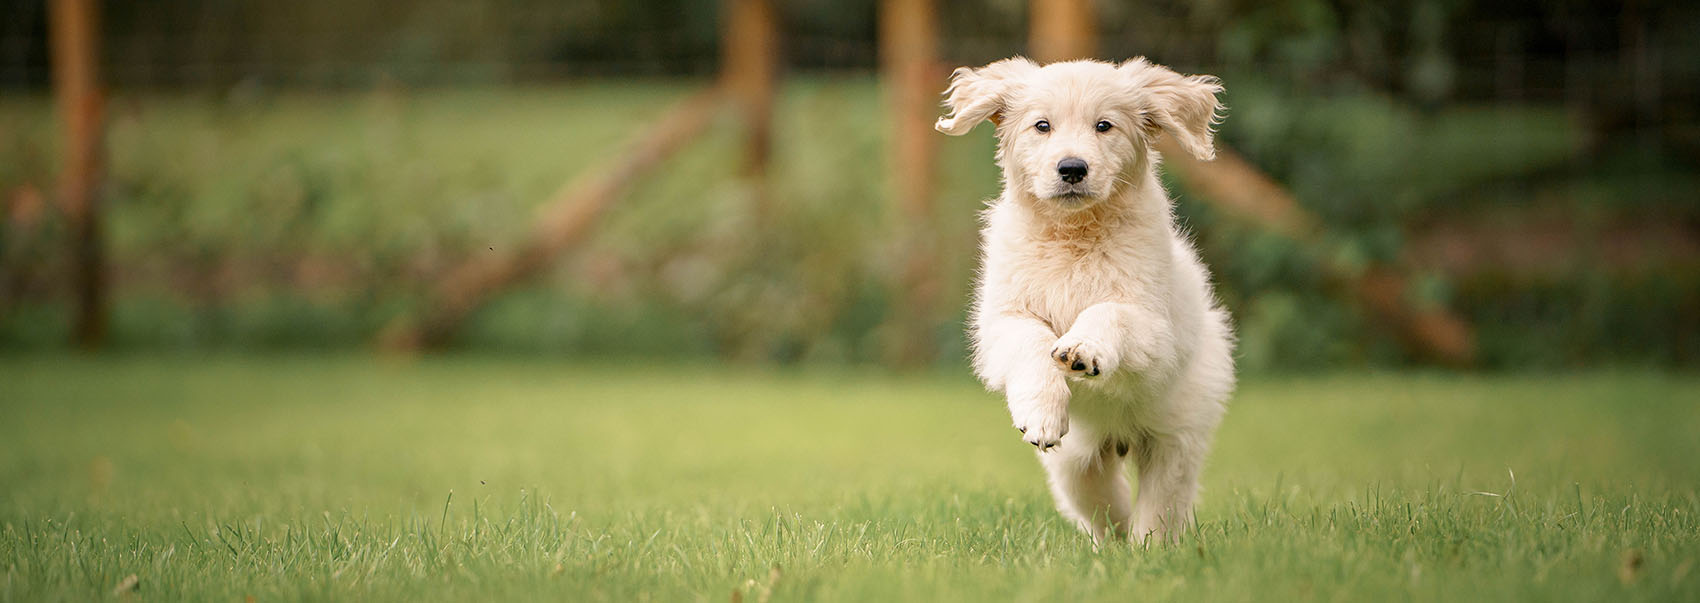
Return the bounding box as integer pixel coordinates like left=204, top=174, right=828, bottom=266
left=1034, top=120, right=1051, bottom=133
left=1095, top=120, right=1113, bottom=132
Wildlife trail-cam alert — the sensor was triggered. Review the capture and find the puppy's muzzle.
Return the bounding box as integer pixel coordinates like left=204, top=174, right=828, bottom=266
left=1057, top=157, right=1088, bottom=184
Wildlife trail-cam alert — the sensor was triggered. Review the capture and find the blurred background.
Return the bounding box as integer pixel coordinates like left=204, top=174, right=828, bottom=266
left=1, top=0, right=1696, bottom=371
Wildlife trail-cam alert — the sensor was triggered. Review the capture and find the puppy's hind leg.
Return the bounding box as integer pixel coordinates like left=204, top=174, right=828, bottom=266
left=1128, top=431, right=1209, bottom=546
left=1039, top=434, right=1132, bottom=545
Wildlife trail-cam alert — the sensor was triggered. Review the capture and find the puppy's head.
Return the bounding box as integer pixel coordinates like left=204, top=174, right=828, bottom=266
left=936, top=57, right=1223, bottom=210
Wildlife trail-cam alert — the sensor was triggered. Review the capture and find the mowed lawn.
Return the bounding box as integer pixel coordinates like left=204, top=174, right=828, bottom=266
left=1, top=356, right=1697, bottom=601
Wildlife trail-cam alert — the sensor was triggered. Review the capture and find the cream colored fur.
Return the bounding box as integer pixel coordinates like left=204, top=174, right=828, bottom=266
left=937, top=57, right=1236, bottom=546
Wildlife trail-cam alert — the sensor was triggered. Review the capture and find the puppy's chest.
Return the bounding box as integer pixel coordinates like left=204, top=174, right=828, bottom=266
left=997, top=238, right=1135, bottom=330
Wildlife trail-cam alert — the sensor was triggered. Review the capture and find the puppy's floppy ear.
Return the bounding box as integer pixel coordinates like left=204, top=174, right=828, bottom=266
left=935, top=57, right=1037, bottom=136
left=1120, top=57, right=1224, bottom=160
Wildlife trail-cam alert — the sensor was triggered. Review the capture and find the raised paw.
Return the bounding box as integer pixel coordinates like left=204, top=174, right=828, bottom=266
left=1051, top=335, right=1118, bottom=378
left=1011, top=402, right=1069, bottom=452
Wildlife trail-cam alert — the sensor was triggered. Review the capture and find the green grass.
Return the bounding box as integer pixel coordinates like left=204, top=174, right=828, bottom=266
left=2, top=357, right=1698, bottom=601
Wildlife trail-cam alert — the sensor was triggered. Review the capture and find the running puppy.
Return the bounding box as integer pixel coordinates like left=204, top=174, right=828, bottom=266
left=937, top=57, right=1235, bottom=545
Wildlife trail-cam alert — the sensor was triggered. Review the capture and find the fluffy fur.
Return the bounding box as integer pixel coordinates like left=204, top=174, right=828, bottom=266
left=936, top=57, right=1236, bottom=545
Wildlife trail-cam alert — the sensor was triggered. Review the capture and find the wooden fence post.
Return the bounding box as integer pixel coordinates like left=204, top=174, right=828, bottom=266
left=879, top=0, right=943, bottom=366
left=49, top=0, right=108, bottom=349
left=1029, top=0, right=1098, bottom=62
left=722, top=0, right=778, bottom=220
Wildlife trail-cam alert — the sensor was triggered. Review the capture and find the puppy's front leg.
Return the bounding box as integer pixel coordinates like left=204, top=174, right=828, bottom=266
left=975, top=312, right=1070, bottom=451
left=1051, top=302, right=1174, bottom=378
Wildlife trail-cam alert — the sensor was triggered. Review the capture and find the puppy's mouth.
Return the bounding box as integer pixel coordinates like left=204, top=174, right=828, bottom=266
left=1044, top=186, right=1097, bottom=205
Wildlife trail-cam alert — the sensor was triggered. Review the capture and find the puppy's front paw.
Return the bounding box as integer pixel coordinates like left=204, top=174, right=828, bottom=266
left=1052, top=335, right=1120, bottom=378
left=1011, top=402, right=1069, bottom=451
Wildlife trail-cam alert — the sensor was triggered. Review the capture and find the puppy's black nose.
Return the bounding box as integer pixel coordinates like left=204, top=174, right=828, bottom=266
left=1057, top=157, right=1088, bottom=183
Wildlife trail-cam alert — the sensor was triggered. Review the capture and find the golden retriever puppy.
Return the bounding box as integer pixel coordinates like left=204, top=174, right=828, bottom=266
left=937, top=57, right=1236, bottom=545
